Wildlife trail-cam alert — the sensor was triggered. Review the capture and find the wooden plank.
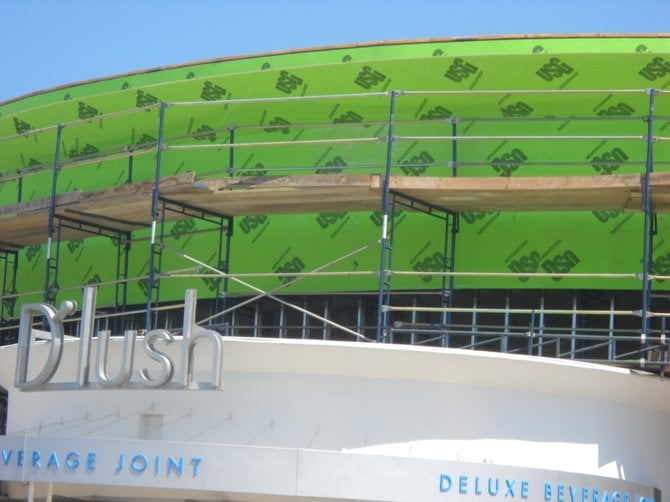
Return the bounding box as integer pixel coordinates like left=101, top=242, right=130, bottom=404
left=386, top=173, right=649, bottom=212
left=0, top=191, right=82, bottom=217
left=2, top=172, right=670, bottom=250
left=164, top=174, right=380, bottom=216
left=0, top=174, right=195, bottom=248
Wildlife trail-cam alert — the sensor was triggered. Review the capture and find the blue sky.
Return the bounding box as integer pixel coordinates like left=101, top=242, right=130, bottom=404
left=1, top=0, right=669, bottom=103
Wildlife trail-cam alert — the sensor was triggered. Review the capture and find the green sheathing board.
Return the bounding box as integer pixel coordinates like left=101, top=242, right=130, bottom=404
left=1, top=36, right=670, bottom=309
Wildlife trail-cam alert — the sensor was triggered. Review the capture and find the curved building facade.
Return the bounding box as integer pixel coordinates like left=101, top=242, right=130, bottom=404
left=0, top=326, right=668, bottom=500
left=1, top=34, right=670, bottom=500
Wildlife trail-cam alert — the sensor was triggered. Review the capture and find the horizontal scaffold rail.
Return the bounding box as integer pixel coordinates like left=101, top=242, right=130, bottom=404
left=384, top=305, right=641, bottom=317
left=2, top=171, right=670, bottom=250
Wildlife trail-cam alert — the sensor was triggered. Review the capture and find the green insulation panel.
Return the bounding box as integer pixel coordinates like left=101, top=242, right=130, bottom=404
left=1, top=35, right=670, bottom=309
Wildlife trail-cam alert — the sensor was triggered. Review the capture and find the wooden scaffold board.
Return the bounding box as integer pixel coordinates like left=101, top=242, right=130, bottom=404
left=1, top=171, right=669, bottom=250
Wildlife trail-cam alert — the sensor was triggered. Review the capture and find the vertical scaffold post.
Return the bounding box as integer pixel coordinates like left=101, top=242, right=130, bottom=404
left=127, top=148, right=134, bottom=184
left=450, top=118, right=459, bottom=177
left=1, top=251, right=18, bottom=323
left=641, top=89, right=656, bottom=343
left=114, top=233, right=132, bottom=334
left=44, top=124, right=64, bottom=304
left=213, top=217, right=234, bottom=324
left=145, top=102, right=167, bottom=331
left=149, top=200, right=168, bottom=329
left=377, top=90, right=397, bottom=342
left=228, top=125, right=235, bottom=176
left=440, top=212, right=458, bottom=347
left=441, top=117, right=460, bottom=346
left=383, top=197, right=397, bottom=342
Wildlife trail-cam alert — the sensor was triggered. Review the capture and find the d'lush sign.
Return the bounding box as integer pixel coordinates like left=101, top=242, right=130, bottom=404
left=14, top=287, right=223, bottom=391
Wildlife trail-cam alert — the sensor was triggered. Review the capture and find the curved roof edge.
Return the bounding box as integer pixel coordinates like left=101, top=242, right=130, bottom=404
left=2, top=32, right=669, bottom=108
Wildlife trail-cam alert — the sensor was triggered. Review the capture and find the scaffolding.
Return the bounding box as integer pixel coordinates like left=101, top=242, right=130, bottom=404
left=1, top=88, right=669, bottom=370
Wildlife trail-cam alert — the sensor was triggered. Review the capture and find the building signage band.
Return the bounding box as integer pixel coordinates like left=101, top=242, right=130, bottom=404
left=0, top=436, right=660, bottom=501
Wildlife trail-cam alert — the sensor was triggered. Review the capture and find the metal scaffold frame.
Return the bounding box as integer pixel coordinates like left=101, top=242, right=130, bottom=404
left=145, top=197, right=233, bottom=330
left=0, top=250, right=18, bottom=341
left=0, top=87, right=668, bottom=371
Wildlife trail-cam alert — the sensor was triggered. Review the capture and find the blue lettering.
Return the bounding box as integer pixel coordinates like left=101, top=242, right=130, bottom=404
left=155, top=455, right=160, bottom=475
left=460, top=475, right=468, bottom=494
left=115, top=453, right=124, bottom=474
left=545, top=483, right=552, bottom=501
left=623, top=495, right=629, bottom=502
left=558, top=484, right=565, bottom=502
left=65, top=451, right=80, bottom=469
left=570, top=486, right=579, bottom=502
left=2, top=449, right=12, bottom=466
left=593, top=489, right=600, bottom=502
left=32, top=450, right=41, bottom=468
left=440, top=474, right=453, bottom=492
left=47, top=452, right=60, bottom=469
left=521, top=481, right=529, bottom=499
left=583, top=488, right=589, bottom=502
left=475, top=477, right=483, bottom=495
left=130, top=454, right=148, bottom=473
left=167, top=456, right=183, bottom=477
left=602, top=492, right=610, bottom=502
left=613, top=493, right=621, bottom=502
left=191, top=457, right=202, bottom=477
left=86, top=452, right=96, bottom=471
left=506, top=479, right=516, bottom=497
left=17, top=450, right=24, bottom=467
left=489, top=478, right=500, bottom=496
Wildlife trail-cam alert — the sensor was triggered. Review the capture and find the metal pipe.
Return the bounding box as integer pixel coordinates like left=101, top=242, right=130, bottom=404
left=279, top=303, right=286, bottom=338
left=302, top=297, right=308, bottom=339
left=0, top=146, right=155, bottom=183
left=228, top=125, right=235, bottom=176
left=391, top=270, right=639, bottom=279
left=385, top=306, right=640, bottom=316
left=571, top=293, right=578, bottom=359
left=641, top=89, right=656, bottom=337
left=470, top=293, right=478, bottom=350
left=377, top=90, right=397, bottom=342
left=43, top=124, right=64, bottom=302
left=502, top=291, right=510, bottom=353
left=0, top=105, right=160, bottom=145
left=169, top=91, right=390, bottom=107
left=164, top=136, right=382, bottom=150
left=609, top=295, right=616, bottom=360
left=538, top=293, right=545, bottom=357
left=145, top=102, right=167, bottom=330
left=395, top=134, right=646, bottom=142
left=402, top=89, right=648, bottom=96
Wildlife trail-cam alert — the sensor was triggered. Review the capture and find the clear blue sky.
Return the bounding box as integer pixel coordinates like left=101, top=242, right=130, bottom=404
left=1, top=0, right=668, bottom=103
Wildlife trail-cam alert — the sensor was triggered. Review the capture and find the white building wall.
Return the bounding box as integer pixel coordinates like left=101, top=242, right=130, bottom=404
left=1, top=337, right=669, bottom=500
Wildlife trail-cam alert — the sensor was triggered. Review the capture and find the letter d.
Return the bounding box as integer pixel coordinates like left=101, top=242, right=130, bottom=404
left=440, top=474, right=452, bottom=492
left=15, top=300, right=76, bottom=390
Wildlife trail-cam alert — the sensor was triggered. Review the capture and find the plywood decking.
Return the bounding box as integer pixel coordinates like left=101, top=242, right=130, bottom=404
left=1, top=172, right=669, bottom=250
